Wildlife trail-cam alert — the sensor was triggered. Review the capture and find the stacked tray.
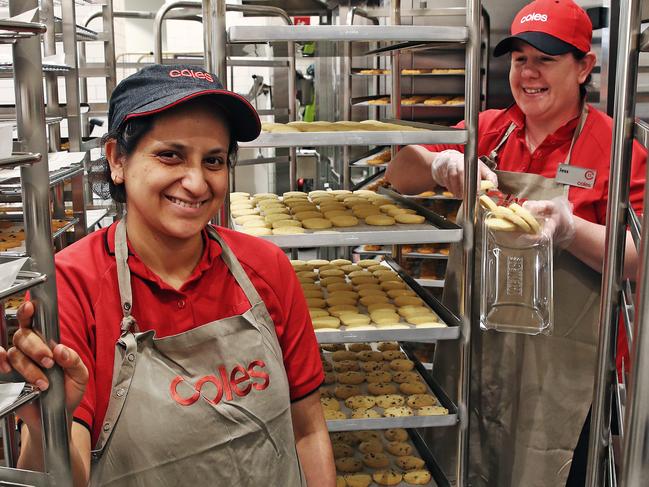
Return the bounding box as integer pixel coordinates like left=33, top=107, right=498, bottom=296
left=229, top=189, right=462, bottom=248
left=320, top=341, right=457, bottom=431
left=331, top=428, right=450, bottom=486
left=291, top=257, right=459, bottom=343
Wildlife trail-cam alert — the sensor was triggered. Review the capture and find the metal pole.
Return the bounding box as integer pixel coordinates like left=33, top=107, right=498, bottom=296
left=154, top=1, right=202, bottom=64
left=102, top=0, right=118, bottom=98
left=458, top=0, right=481, bottom=484
left=10, top=0, right=73, bottom=484
left=61, top=0, right=82, bottom=153
left=390, top=1, right=401, bottom=122
left=202, top=0, right=227, bottom=81
left=586, top=0, right=640, bottom=484
left=41, top=0, right=61, bottom=153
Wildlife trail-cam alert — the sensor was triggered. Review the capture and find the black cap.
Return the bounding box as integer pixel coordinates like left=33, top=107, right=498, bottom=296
left=108, top=64, right=261, bottom=142
left=493, top=32, right=579, bottom=57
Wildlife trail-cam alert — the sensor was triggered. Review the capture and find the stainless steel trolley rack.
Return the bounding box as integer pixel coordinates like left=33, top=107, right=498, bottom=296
left=585, top=0, right=649, bottom=485
left=200, top=0, right=482, bottom=484
left=0, top=1, right=74, bottom=484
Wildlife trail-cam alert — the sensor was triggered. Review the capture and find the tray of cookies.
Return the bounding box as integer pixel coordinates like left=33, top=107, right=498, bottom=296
left=230, top=190, right=462, bottom=248
left=290, top=257, right=460, bottom=343
left=320, top=342, right=457, bottom=431
left=331, top=428, right=451, bottom=486
left=240, top=119, right=466, bottom=148
left=377, top=188, right=460, bottom=230
left=351, top=148, right=392, bottom=168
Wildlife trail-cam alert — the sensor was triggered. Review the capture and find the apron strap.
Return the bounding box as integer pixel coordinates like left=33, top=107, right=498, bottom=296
left=482, top=123, right=517, bottom=170
left=115, top=220, right=138, bottom=333
left=564, top=103, right=589, bottom=167
left=205, top=226, right=266, bottom=308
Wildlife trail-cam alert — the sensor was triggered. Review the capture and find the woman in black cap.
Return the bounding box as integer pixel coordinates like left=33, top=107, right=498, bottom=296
left=387, top=0, right=645, bottom=486
left=0, top=64, right=335, bottom=486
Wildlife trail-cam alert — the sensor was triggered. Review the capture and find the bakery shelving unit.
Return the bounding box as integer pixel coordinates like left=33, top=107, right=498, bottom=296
left=201, top=0, right=482, bottom=484
left=0, top=1, right=73, bottom=484
left=583, top=0, right=649, bottom=485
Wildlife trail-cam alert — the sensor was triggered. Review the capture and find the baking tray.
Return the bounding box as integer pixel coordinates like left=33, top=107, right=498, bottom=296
left=331, top=427, right=451, bottom=486
left=352, top=95, right=465, bottom=108
left=323, top=345, right=458, bottom=431
left=313, top=258, right=459, bottom=344
left=351, top=68, right=465, bottom=77
left=240, top=119, right=467, bottom=148
left=378, top=188, right=459, bottom=233
left=350, top=146, right=390, bottom=168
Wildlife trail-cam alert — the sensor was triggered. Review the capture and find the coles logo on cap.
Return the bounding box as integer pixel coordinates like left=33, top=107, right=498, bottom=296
left=169, top=68, right=214, bottom=83
left=520, top=12, right=548, bottom=23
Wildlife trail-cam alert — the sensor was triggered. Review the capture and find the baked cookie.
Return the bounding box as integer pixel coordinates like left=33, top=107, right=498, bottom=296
left=310, top=308, right=330, bottom=319
left=367, top=382, right=398, bottom=395
left=344, top=395, right=377, bottom=410
left=329, top=305, right=360, bottom=317
left=320, top=397, right=340, bottom=411
left=324, top=372, right=336, bottom=384
left=320, top=268, right=346, bottom=278
left=372, top=469, right=403, bottom=486
left=330, top=432, right=357, bottom=445
left=374, top=394, right=406, bottom=409
left=365, top=214, right=396, bottom=226
left=407, top=393, right=438, bottom=409
left=396, top=455, right=426, bottom=471
left=333, top=360, right=360, bottom=372
left=377, top=342, right=400, bottom=351
left=348, top=343, right=372, bottom=352
left=321, top=343, right=346, bottom=352
left=390, top=359, right=415, bottom=371
left=334, top=384, right=362, bottom=399
left=381, top=281, right=407, bottom=291
left=335, top=457, right=363, bottom=473
left=366, top=371, right=393, bottom=383
left=336, top=476, right=346, bottom=487
left=399, top=382, right=428, bottom=395
left=384, top=428, right=409, bottom=442
left=332, top=350, right=357, bottom=361
left=358, top=440, right=384, bottom=454
left=332, top=442, right=354, bottom=458
left=340, top=314, right=372, bottom=327
left=312, top=316, right=341, bottom=329
left=392, top=371, right=422, bottom=384
left=360, top=361, right=389, bottom=373
left=367, top=303, right=397, bottom=313
left=382, top=350, right=406, bottom=361
left=324, top=409, right=347, bottom=420
left=351, top=408, right=382, bottom=419
left=343, top=473, right=372, bottom=487
left=385, top=441, right=413, bottom=456
left=416, top=405, right=449, bottom=416
left=403, top=469, right=432, bottom=485
left=362, top=452, right=390, bottom=469
left=353, top=431, right=381, bottom=442
left=356, top=350, right=383, bottom=362
left=337, top=371, right=366, bottom=385
left=383, top=406, right=414, bottom=417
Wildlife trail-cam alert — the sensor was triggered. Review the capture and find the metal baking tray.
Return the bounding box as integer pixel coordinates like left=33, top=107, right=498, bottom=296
left=331, top=427, right=451, bottom=486
left=415, top=279, right=445, bottom=288
left=352, top=95, right=464, bottom=108
left=228, top=25, right=467, bottom=43
left=351, top=68, right=465, bottom=77
left=324, top=345, right=458, bottom=431
left=378, top=188, right=459, bottom=233
left=314, top=258, right=459, bottom=344
left=350, top=147, right=390, bottom=168
left=353, top=245, right=449, bottom=260
left=240, top=120, right=467, bottom=148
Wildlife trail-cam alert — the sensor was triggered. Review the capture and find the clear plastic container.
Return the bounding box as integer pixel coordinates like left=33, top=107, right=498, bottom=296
left=480, top=214, right=553, bottom=335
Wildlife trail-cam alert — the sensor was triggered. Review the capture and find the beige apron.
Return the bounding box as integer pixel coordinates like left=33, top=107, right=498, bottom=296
left=435, top=106, right=600, bottom=487
left=89, top=220, right=306, bottom=486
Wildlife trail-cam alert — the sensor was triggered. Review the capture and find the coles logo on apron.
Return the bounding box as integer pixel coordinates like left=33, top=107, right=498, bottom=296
left=170, top=359, right=270, bottom=406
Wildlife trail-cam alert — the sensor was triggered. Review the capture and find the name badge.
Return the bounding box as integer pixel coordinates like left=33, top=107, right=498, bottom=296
left=555, top=164, right=596, bottom=189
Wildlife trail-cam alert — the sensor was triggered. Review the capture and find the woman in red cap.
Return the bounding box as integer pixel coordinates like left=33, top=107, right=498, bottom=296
left=387, top=1, right=645, bottom=486
left=0, top=64, right=335, bottom=486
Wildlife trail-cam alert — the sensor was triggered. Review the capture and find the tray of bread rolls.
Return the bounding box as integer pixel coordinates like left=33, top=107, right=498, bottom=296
left=240, top=119, right=466, bottom=148
left=230, top=190, right=462, bottom=248
left=320, top=341, right=457, bottom=431
left=291, top=257, right=460, bottom=344
left=331, top=427, right=451, bottom=486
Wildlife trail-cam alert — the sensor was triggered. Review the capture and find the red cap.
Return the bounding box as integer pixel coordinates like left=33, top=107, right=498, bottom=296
left=494, top=0, right=592, bottom=57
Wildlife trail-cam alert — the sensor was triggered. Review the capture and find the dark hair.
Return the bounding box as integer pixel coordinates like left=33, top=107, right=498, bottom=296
left=92, top=104, right=239, bottom=203
left=571, top=49, right=592, bottom=99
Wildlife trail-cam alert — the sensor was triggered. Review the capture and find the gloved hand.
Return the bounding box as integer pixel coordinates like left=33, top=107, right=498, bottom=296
left=523, top=196, right=576, bottom=247
left=431, top=149, right=499, bottom=198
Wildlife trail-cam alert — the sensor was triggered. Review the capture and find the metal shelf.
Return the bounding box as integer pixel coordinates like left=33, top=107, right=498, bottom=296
left=53, top=17, right=98, bottom=41
left=0, top=62, right=72, bottom=75
left=325, top=348, right=457, bottom=431
left=629, top=206, right=642, bottom=250
left=352, top=69, right=465, bottom=77
left=242, top=121, right=467, bottom=148
left=0, top=19, right=46, bottom=36
left=634, top=119, right=649, bottom=148
left=86, top=208, right=109, bottom=230
left=0, top=269, right=47, bottom=301
left=0, top=384, right=40, bottom=421
left=416, top=278, right=445, bottom=288
left=52, top=218, right=79, bottom=240
left=0, top=153, right=41, bottom=169
left=228, top=25, right=468, bottom=43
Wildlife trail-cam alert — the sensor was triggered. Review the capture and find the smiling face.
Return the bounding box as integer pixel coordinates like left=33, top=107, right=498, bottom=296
left=107, top=100, right=231, bottom=247
left=509, top=41, right=595, bottom=125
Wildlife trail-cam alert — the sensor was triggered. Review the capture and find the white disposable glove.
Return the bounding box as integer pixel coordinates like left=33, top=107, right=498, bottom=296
left=431, top=149, right=499, bottom=198
left=523, top=196, right=576, bottom=248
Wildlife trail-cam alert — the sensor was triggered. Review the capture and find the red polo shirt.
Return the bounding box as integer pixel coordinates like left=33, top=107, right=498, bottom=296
left=55, top=223, right=324, bottom=446
left=424, top=104, right=647, bottom=223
